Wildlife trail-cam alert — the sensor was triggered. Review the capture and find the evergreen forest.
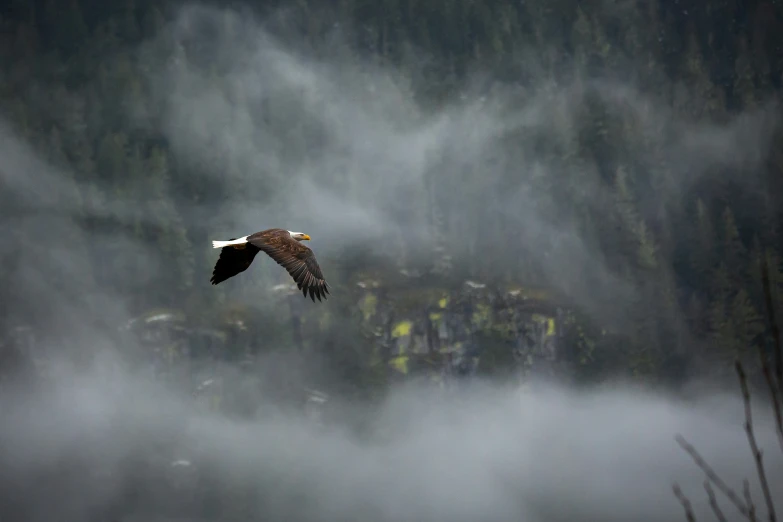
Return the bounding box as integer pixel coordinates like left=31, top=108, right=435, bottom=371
left=0, top=1, right=782, bottom=521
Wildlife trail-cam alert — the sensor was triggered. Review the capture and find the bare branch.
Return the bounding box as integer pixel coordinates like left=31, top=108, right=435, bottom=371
left=673, top=256, right=782, bottom=522
left=760, top=253, right=783, bottom=452
left=761, top=364, right=783, bottom=453
left=675, top=434, right=751, bottom=518
left=744, top=479, right=758, bottom=522
left=736, top=361, right=778, bottom=522
left=705, top=480, right=729, bottom=522
left=673, top=482, right=698, bottom=522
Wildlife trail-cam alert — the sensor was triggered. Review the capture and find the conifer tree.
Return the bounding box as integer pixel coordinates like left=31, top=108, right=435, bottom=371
left=146, top=146, right=195, bottom=297
left=1, top=0, right=783, bottom=388
left=680, top=31, right=725, bottom=119
left=687, top=198, right=718, bottom=294
left=733, top=36, right=757, bottom=110
left=720, top=206, right=747, bottom=286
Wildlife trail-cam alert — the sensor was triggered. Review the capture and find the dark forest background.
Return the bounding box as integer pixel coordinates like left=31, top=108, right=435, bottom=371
left=1, top=1, right=783, bottom=522
left=1, top=0, right=782, bottom=384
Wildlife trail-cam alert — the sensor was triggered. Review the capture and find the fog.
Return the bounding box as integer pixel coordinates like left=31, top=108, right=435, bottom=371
left=1, top=3, right=782, bottom=522
left=138, top=4, right=781, bottom=326
left=1, top=351, right=781, bottom=522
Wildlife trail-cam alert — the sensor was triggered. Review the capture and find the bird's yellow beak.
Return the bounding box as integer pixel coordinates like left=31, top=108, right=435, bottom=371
left=301, top=234, right=311, bottom=241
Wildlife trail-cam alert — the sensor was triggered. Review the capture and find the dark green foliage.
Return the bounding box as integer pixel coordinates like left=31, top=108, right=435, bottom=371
left=0, top=0, right=782, bottom=385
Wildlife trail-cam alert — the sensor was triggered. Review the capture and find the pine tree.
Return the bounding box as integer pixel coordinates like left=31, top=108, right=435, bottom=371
left=45, top=125, right=69, bottom=170
left=632, top=255, right=663, bottom=370
left=46, top=125, right=86, bottom=230
left=707, top=262, right=735, bottom=358
left=733, top=36, right=757, bottom=110
left=95, top=132, right=128, bottom=187
left=636, top=220, right=658, bottom=272
left=720, top=205, right=747, bottom=285
left=707, top=254, right=765, bottom=364
left=746, top=234, right=765, bottom=304
left=571, top=6, right=592, bottom=64
left=610, top=165, right=642, bottom=275
left=728, top=286, right=764, bottom=355
left=61, top=93, right=96, bottom=185
left=141, top=5, right=166, bottom=38
left=688, top=198, right=717, bottom=293
left=680, top=30, right=725, bottom=120
left=146, top=146, right=195, bottom=297
left=120, top=0, right=141, bottom=42
left=687, top=292, right=708, bottom=338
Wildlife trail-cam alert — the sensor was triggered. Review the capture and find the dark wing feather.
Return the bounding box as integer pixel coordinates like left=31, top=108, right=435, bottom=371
left=249, top=234, right=330, bottom=302
left=210, top=240, right=261, bottom=285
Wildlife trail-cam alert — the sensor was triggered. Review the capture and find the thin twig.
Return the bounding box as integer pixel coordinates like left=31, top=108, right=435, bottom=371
left=673, top=482, right=698, bottom=522
left=744, top=479, right=758, bottom=522
left=705, top=480, right=729, bottom=522
left=761, top=364, right=783, bottom=453
left=760, top=254, right=783, bottom=452
left=675, top=434, right=751, bottom=518
left=736, top=361, right=777, bottom=522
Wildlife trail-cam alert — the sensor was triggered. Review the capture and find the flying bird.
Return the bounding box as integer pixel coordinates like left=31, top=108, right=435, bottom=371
left=210, top=228, right=330, bottom=302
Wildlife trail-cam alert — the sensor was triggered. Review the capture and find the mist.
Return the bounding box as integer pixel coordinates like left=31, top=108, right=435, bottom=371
left=2, top=346, right=783, bottom=520
left=1, top=349, right=781, bottom=522
left=137, top=4, right=780, bottom=327
left=1, top=2, right=782, bottom=522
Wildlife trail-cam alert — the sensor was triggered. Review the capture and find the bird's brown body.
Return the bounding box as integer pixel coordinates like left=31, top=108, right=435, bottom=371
left=210, top=228, right=330, bottom=302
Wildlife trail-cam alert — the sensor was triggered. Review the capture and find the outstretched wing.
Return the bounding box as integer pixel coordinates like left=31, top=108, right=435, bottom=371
left=210, top=240, right=261, bottom=285
left=249, top=235, right=330, bottom=302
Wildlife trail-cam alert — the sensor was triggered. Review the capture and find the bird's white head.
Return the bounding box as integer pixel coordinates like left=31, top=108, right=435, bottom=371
left=288, top=231, right=311, bottom=241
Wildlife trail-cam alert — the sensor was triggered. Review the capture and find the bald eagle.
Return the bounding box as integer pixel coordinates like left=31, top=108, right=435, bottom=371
left=210, top=228, right=330, bottom=302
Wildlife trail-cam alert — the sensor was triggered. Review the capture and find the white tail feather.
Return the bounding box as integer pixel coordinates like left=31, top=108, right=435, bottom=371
left=211, top=236, right=249, bottom=249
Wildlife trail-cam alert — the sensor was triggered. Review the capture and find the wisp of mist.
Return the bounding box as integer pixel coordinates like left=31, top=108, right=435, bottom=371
left=1, top=3, right=781, bottom=522
left=1, top=356, right=780, bottom=522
